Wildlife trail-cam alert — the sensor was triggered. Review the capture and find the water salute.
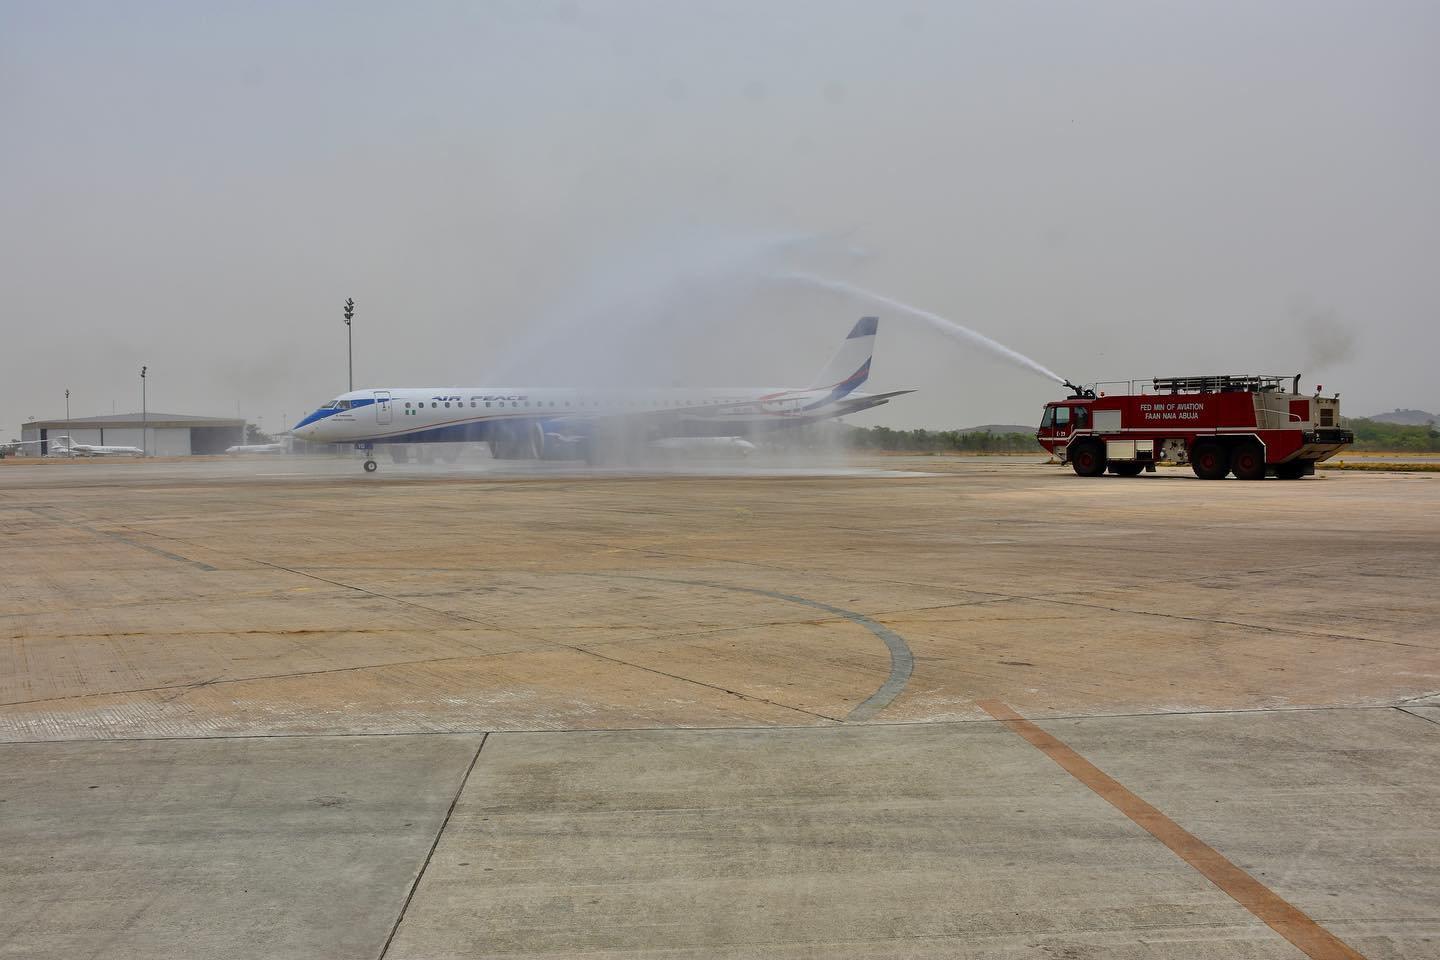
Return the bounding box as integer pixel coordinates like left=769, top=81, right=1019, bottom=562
left=2, top=3, right=1437, bottom=959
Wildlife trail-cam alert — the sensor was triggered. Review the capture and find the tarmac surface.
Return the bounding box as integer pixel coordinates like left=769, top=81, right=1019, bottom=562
left=1, top=455, right=1437, bottom=959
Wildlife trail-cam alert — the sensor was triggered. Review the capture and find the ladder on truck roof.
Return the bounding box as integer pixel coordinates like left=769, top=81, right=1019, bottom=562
left=1151, top=374, right=1301, bottom=395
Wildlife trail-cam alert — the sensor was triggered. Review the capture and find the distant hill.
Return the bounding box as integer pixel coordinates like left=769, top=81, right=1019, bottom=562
left=1366, top=409, right=1437, bottom=426
left=959, top=424, right=1034, bottom=435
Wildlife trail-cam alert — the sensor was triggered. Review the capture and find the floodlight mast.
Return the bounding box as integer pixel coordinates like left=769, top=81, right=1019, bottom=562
left=343, top=298, right=356, bottom=391
left=140, top=366, right=148, bottom=457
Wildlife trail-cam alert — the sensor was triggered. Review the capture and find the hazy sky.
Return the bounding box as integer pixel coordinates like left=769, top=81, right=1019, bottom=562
left=4, top=0, right=1437, bottom=432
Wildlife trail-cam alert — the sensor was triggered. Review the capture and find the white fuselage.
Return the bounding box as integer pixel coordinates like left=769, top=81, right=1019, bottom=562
left=292, top=385, right=861, bottom=446
left=68, top=444, right=145, bottom=457
left=51, top=439, right=144, bottom=457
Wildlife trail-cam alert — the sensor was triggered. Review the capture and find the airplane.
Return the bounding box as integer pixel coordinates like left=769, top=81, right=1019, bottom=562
left=48, top=435, right=145, bottom=457
left=292, top=316, right=913, bottom=472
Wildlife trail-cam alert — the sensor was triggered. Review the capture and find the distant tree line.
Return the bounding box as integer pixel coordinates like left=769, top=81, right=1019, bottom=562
left=837, top=419, right=1440, bottom=454
left=1344, top=418, right=1440, bottom=452
left=842, top=426, right=1042, bottom=454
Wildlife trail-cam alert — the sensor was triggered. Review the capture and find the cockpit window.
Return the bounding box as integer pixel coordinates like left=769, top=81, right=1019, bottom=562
left=320, top=401, right=340, bottom=410
left=337, top=400, right=352, bottom=410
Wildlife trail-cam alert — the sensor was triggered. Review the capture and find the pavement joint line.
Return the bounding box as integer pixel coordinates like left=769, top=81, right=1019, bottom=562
left=571, top=573, right=916, bottom=722
left=126, top=544, right=908, bottom=725
left=1016, top=593, right=1427, bottom=650
left=378, top=733, right=488, bottom=960
left=571, top=645, right=843, bottom=723
left=0, top=702, right=1412, bottom=746
left=243, top=559, right=518, bottom=629
left=231, top=561, right=841, bottom=723
left=0, top=648, right=545, bottom=709
left=23, top=506, right=218, bottom=572
left=1396, top=707, right=1440, bottom=727
left=549, top=543, right=1422, bottom=651
left=29, top=476, right=1426, bottom=661
left=978, top=698, right=1369, bottom=960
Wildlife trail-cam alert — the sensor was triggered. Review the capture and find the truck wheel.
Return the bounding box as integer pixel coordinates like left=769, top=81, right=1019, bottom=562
left=1108, top=462, right=1145, bottom=477
left=1190, top=443, right=1229, bottom=480
left=1231, top=442, right=1266, bottom=481
left=1070, top=441, right=1107, bottom=477
left=1274, top=462, right=1307, bottom=480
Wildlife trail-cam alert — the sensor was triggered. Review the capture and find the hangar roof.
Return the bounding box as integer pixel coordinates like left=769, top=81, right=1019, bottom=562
left=25, top=413, right=245, bottom=430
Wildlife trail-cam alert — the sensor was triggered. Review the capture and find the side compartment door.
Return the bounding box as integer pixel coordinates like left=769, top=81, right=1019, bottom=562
left=374, top=390, right=393, bottom=425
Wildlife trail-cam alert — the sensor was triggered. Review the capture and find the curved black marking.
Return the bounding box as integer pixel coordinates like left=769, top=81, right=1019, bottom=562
left=587, top=574, right=914, bottom=722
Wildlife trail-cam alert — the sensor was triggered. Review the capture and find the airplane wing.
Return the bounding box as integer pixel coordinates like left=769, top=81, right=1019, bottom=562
left=829, top=390, right=917, bottom=416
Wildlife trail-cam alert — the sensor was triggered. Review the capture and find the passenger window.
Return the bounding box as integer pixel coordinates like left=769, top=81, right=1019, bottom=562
left=1074, top=407, right=1088, bottom=426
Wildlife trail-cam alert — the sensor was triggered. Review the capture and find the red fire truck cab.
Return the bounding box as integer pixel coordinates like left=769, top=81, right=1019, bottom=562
left=1037, top=374, right=1354, bottom=480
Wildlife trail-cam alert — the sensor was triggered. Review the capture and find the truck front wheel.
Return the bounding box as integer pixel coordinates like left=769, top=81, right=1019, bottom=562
left=1190, top=442, right=1229, bottom=480
left=1231, top=442, right=1266, bottom=481
left=1070, top=441, right=1107, bottom=477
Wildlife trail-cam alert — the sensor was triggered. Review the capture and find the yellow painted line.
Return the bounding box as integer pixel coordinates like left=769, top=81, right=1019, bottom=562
left=978, top=699, right=1366, bottom=960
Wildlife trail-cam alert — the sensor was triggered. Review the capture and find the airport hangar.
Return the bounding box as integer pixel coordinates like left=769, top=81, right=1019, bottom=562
left=18, top=412, right=245, bottom=456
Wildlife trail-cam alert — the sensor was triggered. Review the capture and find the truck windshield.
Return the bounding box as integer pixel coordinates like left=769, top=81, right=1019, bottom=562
left=1040, top=407, right=1056, bottom=428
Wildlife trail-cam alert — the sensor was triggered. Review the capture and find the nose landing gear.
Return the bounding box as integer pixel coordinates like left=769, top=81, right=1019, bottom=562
left=363, top=459, right=377, bottom=473
left=357, top=442, right=378, bottom=474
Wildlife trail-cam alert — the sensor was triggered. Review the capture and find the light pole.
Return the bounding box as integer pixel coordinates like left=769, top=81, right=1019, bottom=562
left=343, top=298, right=355, bottom=392
left=140, top=366, right=147, bottom=457
left=65, top=389, right=70, bottom=423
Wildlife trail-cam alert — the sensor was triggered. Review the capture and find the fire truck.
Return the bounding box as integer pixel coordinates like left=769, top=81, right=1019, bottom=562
left=1037, top=374, right=1354, bottom=479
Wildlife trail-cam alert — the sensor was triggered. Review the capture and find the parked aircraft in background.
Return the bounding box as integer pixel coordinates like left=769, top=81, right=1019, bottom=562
left=48, top=436, right=145, bottom=457
left=292, top=316, right=911, bottom=471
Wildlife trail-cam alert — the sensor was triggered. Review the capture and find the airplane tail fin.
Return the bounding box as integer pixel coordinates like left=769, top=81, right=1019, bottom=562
left=808, top=316, right=877, bottom=398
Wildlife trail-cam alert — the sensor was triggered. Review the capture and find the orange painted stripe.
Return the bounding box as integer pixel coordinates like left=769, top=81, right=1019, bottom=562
left=978, top=699, right=1367, bottom=960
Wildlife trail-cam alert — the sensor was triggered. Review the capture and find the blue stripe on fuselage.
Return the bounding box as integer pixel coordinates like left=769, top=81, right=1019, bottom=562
left=294, top=397, right=376, bottom=430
